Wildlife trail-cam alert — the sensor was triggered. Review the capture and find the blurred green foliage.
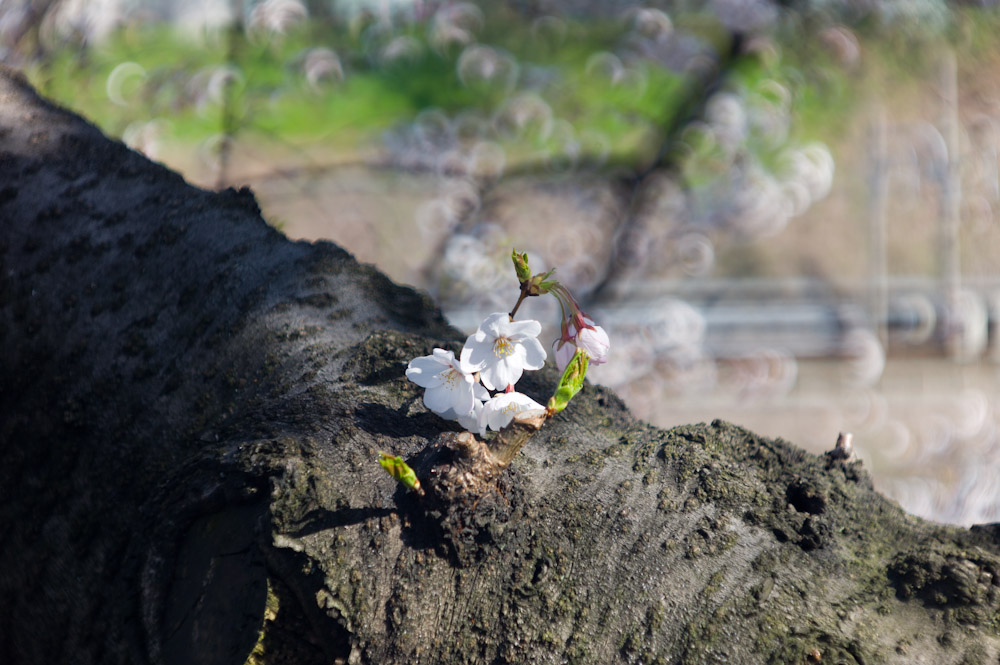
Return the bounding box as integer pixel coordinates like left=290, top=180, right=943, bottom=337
left=16, top=9, right=776, bottom=169
left=24, top=13, right=682, bottom=160
left=22, top=4, right=1000, bottom=178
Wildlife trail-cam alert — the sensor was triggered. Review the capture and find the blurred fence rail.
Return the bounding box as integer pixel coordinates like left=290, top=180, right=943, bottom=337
left=628, top=275, right=1000, bottom=361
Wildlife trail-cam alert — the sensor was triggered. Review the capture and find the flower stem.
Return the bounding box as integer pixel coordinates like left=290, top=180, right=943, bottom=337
left=509, top=288, right=529, bottom=320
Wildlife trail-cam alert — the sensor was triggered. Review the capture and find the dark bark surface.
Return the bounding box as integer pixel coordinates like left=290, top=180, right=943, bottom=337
left=3, top=66, right=1000, bottom=665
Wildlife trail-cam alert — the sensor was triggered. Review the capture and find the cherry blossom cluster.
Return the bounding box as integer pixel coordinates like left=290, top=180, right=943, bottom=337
left=405, top=250, right=610, bottom=438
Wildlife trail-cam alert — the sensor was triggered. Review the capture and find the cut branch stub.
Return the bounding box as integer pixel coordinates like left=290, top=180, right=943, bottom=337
left=415, top=431, right=527, bottom=565
left=487, top=410, right=547, bottom=466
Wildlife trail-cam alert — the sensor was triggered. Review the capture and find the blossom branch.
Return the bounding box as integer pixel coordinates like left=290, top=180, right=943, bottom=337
left=381, top=248, right=611, bottom=493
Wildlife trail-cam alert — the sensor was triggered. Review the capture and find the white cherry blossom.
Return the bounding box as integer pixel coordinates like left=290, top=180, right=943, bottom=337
left=405, top=348, right=479, bottom=416
left=461, top=312, right=547, bottom=391
left=479, top=391, right=546, bottom=434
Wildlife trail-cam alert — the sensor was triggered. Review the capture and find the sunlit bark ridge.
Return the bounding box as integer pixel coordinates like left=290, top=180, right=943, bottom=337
left=3, top=66, right=1000, bottom=665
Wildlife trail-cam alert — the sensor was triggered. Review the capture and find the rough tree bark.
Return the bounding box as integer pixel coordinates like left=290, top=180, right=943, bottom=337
left=3, top=66, right=1000, bottom=665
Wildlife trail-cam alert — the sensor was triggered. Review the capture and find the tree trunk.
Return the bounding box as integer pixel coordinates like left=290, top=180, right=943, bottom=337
left=2, top=66, right=1000, bottom=665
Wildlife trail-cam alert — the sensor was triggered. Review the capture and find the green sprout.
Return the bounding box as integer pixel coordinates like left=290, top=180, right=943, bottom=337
left=547, top=348, right=589, bottom=416
left=378, top=452, right=422, bottom=494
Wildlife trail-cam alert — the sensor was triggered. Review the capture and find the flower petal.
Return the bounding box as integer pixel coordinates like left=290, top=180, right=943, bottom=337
left=422, top=385, right=455, bottom=414
left=405, top=353, right=448, bottom=388
left=463, top=331, right=493, bottom=370
left=482, top=357, right=519, bottom=392
left=506, top=392, right=544, bottom=410
left=457, top=400, right=486, bottom=436
left=459, top=343, right=484, bottom=372
left=505, top=318, right=542, bottom=340
left=479, top=312, right=510, bottom=337
left=578, top=325, right=610, bottom=363
left=472, top=382, right=490, bottom=401
left=553, top=339, right=577, bottom=372
left=450, top=383, right=475, bottom=416
left=481, top=392, right=545, bottom=432
left=432, top=348, right=457, bottom=362
left=520, top=335, right=547, bottom=370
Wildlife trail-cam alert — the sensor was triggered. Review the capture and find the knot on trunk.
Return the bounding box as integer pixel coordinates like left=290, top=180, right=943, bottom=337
left=416, top=432, right=524, bottom=566
left=889, top=547, right=1000, bottom=614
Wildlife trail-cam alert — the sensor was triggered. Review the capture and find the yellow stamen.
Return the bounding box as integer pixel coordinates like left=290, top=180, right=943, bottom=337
left=493, top=336, right=514, bottom=359
left=440, top=368, right=461, bottom=389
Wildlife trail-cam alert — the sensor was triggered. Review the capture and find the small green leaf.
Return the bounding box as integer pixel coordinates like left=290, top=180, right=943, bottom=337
left=378, top=452, right=421, bottom=492
left=533, top=271, right=558, bottom=295
left=519, top=268, right=557, bottom=297
left=547, top=349, right=589, bottom=415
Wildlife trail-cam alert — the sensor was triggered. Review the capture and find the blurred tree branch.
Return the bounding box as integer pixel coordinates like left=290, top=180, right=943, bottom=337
left=588, top=30, right=746, bottom=304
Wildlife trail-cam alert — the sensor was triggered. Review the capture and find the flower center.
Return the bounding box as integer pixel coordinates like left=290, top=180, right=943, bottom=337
left=493, top=336, right=515, bottom=359
left=439, top=368, right=462, bottom=389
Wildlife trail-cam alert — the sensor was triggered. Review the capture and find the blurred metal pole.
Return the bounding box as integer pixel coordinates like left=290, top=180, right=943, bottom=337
left=868, top=105, right=889, bottom=348
left=216, top=0, right=244, bottom=191
left=939, top=49, right=963, bottom=359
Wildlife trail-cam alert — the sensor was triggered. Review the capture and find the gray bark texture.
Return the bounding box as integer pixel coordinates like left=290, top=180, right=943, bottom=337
left=3, top=65, right=1000, bottom=665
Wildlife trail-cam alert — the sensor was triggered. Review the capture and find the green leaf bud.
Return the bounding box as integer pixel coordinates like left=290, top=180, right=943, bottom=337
left=378, top=452, right=422, bottom=493
left=546, top=348, right=589, bottom=415
left=512, top=249, right=532, bottom=283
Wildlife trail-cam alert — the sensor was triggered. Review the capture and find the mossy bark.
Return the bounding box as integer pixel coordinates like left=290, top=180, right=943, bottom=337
left=2, top=66, right=1000, bottom=665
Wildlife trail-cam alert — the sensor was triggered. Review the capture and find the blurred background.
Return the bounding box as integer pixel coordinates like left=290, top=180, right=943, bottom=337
left=5, top=0, right=1000, bottom=525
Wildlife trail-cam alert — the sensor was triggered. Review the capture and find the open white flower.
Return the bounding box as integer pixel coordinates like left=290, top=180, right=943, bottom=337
left=461, top=312, right=547, bottom=391
left=405, top=348, right=479, bottom=416
left=479, top=391, right=546, bottom=433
